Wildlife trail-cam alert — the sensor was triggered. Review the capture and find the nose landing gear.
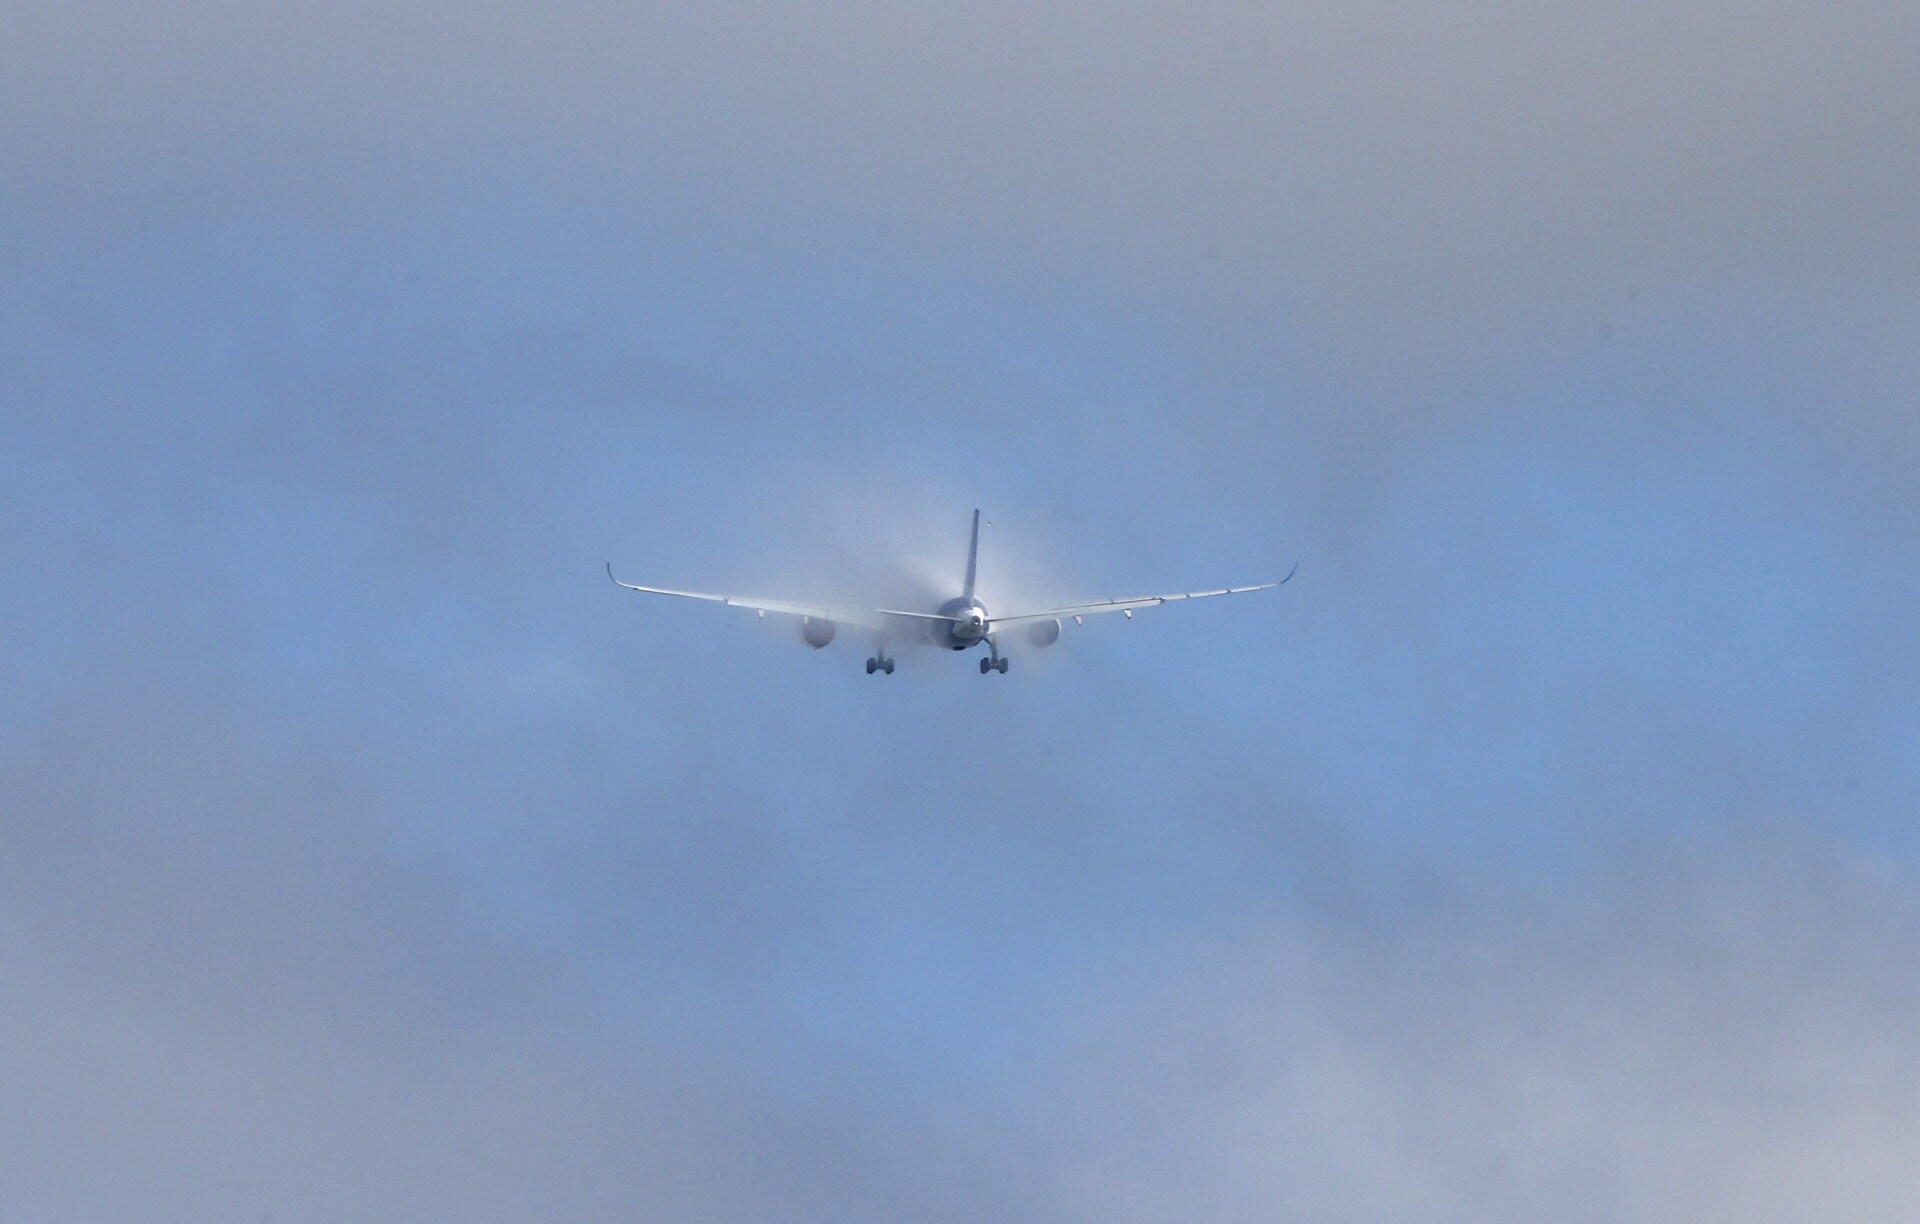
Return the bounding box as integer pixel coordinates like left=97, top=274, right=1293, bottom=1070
left=866, top=635, right=895, bottom=675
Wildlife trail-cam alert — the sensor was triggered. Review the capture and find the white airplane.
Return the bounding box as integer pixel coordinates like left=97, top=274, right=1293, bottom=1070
left=607, top=510, right=1292, bottom=675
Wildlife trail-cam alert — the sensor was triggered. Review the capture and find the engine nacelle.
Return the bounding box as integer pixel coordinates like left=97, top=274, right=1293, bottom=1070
left=1026, top=617, right=1061, bottom=648
left=800, top=617, right=836, bottom=649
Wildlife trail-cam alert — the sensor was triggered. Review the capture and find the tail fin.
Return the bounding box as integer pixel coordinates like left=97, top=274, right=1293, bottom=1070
left=962, top=509, right=982, bottom=599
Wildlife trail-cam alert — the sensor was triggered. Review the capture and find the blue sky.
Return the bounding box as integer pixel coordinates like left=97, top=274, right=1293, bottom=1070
left=5, top=4, right=1919, bottom=1220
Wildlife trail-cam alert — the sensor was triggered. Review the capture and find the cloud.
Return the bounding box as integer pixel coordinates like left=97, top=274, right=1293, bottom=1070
left=12, top=1, right=1918, bottom=543
left=1034, top=841, right=1920, bottom=1223
left=3, top=4, right=1917, bottom=1219
left=6, top=668, right=1914, bottom=1220
left=0, top=666, right=1037, bottom=1223
left=10, top=3, right=1917, bottom=288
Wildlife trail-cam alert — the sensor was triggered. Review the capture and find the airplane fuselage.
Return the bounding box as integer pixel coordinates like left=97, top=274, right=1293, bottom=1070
left=932, top=595, right=990, bottom=649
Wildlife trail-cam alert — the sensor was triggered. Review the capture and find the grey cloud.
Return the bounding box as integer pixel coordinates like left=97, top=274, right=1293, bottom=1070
left=1034, top=842, right=1920, bottom=1224
left=11, top=1, right=1918, bottom=537
left=8, top=667, right=1914, bottom=1220
left=0, top=668, right=1036, bottom=1223
left=9, top=3, right=1916, bottom=295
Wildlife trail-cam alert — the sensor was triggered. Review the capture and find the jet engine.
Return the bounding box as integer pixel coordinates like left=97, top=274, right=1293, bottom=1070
left=1025, top=617, right=1061, bottom=648
left=800, top=617, right=836, bottom=648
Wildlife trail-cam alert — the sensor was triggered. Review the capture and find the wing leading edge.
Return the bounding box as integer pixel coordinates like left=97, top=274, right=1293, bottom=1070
left=606, top=564, right=891, bottom=630
left=608, top=557, right=1296, bottom=632
left=991, top=562, right=1296, bottom=625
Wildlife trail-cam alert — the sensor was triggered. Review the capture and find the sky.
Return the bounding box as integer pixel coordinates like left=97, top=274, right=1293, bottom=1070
left=4, top=3, right=1918, bottom=1219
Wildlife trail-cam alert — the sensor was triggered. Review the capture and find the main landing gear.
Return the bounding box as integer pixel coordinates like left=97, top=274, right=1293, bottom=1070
left=866, top=635, right=895, bottom=675
left=978, top=638, right=1009, bottom=675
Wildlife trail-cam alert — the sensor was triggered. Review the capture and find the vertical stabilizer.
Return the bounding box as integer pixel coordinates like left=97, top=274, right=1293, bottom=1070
left=962, top=509, right=981, bottom=599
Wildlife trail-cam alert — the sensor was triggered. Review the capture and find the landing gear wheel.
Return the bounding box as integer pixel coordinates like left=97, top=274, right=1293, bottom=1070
left=980, top=657, right=993, bottom=674
left=883, top=660, right=895, bottom=674
left=997, top=658, right=1009, bottom=674
left=866, top=658, right=878, bottom=674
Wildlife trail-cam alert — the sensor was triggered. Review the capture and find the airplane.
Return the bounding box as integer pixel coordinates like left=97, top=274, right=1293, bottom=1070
left=606, top=510, right=1292, bottom=675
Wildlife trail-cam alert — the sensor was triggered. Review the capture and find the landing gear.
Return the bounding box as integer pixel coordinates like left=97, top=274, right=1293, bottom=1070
left=866, top=635, right=895, bottom=675
left=979, top=639, right=1008, bottom=674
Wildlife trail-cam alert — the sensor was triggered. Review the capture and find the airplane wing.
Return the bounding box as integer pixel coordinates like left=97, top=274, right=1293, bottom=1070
left=991, top=564, right=1295, bottom=625
left=606, top=564, right=890, bottom=630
